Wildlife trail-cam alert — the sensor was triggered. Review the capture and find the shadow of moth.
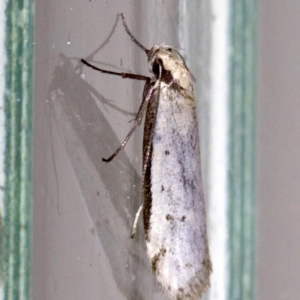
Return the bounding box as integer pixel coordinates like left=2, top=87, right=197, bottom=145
left=81, top=13, right=212, bottom=300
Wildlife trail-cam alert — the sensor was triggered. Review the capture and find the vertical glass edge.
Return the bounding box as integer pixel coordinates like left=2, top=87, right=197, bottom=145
left=2, top=0, right=34, bottom=299
left=229, top=0, right=257, bottom=299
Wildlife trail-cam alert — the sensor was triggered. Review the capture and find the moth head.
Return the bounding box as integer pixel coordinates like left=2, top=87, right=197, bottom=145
left=147, top=44, right=192, bottom=91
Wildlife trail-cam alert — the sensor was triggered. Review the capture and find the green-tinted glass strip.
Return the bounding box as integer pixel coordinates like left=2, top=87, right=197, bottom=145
left=229, top=0, right=256, bottom=299
left=4, top=0, right=34, bottom=299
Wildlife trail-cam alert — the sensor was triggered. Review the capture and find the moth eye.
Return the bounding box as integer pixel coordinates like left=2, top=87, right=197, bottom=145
left=152, top=63, right=159, bottom=76
left=152, top=58, right=163, bottom=76
left=167, top=48, right=172, bottom=52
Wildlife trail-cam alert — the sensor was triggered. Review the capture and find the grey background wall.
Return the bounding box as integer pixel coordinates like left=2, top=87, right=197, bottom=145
left=33, top=2, right=210, bottom=300
left=32, top=0, right=300, bottom=299
left=256, top=1, right=300, bottom=299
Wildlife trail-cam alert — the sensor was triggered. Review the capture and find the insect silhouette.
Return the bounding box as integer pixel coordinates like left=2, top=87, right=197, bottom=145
left=81, top=14, right=211, bottom=300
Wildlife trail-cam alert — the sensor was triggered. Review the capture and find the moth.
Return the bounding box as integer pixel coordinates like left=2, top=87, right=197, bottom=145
left=81, top=14, right=211, bottom=300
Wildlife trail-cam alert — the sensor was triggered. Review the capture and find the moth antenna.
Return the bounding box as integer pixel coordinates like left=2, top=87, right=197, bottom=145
left=120, top=13, right=149, bottom=55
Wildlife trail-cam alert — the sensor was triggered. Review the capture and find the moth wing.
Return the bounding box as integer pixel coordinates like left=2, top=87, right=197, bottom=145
left=145, top=85, right=211, bottom=300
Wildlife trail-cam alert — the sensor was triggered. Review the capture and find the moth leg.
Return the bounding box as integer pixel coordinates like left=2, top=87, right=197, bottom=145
left=102, top=83, right=157, bottom=162
left=81, top=59, right=149, bottom=81
left=130, top=204, right=143, bottom=238
left=131, top=65, right=162, bottom=237
left=141, top=64, right=163, bottom=179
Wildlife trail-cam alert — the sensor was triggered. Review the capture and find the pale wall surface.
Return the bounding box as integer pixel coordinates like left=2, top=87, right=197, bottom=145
left=257, top=1, right=300, bottom=299
left=32, top=1, right=210, bottom=300
left=33, top=1, right=300, bottom=300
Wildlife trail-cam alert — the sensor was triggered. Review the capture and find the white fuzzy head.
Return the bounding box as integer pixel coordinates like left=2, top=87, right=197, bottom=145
left=147, top=44, right=193, bottom=93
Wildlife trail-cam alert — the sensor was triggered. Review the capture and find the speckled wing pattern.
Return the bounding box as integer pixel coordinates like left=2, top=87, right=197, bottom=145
left=143, top=77, right=211, bottom=299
